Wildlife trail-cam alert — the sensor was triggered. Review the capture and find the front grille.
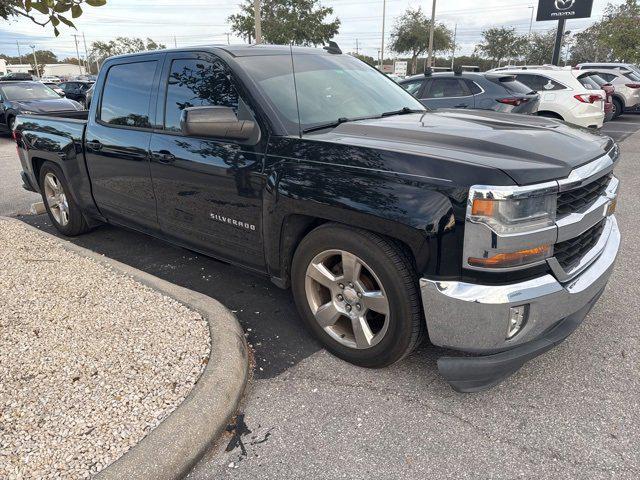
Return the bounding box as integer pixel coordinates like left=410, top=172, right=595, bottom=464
left=557, top=173, right=612, bottom=216
left=554, top=220, right=606, bottom=270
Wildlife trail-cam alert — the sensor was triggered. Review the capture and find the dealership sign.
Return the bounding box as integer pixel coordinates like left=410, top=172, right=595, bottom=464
left=536, top=0, right=594, bottom=21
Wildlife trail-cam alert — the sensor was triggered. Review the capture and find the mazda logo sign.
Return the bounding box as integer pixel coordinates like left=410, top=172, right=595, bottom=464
left=555, top=0, right=575, bottom=10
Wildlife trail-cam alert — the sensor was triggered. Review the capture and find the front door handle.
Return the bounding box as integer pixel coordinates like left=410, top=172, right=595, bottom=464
left=152, top=150, right=176, bottom=163
left=86, top=140, right=102, bottom=151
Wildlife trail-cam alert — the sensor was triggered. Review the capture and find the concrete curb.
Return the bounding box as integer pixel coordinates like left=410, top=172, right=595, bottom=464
left=3, top=217, right=249, bottom=480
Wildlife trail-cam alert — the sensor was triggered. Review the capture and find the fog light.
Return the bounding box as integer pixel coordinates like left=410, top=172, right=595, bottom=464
left=507, top=305, right=528, bottom=339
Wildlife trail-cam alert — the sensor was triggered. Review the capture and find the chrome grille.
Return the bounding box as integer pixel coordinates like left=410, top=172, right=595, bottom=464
left=557, top=173, right=613, bottom=216
left=557, top=173, right=612, bottom=216
left=554, top=220, right=606, bottom=270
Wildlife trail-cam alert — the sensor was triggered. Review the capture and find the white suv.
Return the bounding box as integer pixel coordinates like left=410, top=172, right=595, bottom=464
left=498, top=69, right=605, bottom=129
left=576, top=62, right=640, bottom=76
left=582, top=69, right=640, bottom=118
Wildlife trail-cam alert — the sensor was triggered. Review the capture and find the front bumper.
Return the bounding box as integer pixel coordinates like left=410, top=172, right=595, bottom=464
left=420, top=215, right=620, bottom=392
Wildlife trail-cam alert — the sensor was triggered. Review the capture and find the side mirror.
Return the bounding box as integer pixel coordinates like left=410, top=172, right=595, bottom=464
left=59, top=92, right=66, bottom=97
left=180, top=106, right=258, bottom=141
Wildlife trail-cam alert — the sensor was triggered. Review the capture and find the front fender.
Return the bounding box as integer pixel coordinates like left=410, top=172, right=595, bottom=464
left=263, top=158, right=464, bottom=281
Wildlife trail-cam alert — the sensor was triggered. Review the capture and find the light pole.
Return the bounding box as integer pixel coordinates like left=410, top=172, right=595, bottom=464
left=30, top=45, right=40, bottom=78
left=380, top=0, right=386, bottom=70
left=450, top=23, right=457, bottom=70
left=427, top=0, right=437, bottom=68
left=563, top=30, right=572, bottom=66
left=254, top=0, right=262, bottom=44
left=528, top=6, right=535, bottom=35
left=525, top=6, right=534, bottom=65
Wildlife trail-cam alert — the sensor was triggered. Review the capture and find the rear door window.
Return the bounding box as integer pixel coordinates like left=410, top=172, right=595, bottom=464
left=100, top=60, right=158, bottom=129
left=465, top=80, right=483, bottom=95
left=598, top=72, right=617, bottom=82
left=425, top=78, right=470, bottom=98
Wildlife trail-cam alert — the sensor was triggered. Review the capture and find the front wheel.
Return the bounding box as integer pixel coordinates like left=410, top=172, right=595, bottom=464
left=291, top=224, right=425, bottom=368
left=39, top=162, right=89, bottom=236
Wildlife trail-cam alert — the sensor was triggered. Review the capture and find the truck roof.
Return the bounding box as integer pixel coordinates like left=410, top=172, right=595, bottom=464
left=105, top=44, right=331, bottom=62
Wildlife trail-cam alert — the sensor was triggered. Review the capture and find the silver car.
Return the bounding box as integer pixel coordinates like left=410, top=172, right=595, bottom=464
left=581, top=69, right=640, bottom=118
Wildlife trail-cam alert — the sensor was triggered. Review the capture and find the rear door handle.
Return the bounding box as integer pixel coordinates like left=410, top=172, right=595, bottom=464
left=152, top=150, right=176, bottom=163
left=454, top=103, right=468, bottom=108
left=85, top=140, right=102, bottom=151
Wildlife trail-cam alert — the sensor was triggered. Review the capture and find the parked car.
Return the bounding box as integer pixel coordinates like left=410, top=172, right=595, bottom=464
left=42, top=82, right=66, bottom=97
left=576, top=62, right=640, bottom=76
left=0, top=72, right=36, bottom=81
left=41, top=75, right=62, bottom=83
left=399, top=72, right=539, bottom=114
left=0, top=81, right=83, bottom=131
left=576, top=71, right=616, bottom=121
left=14, top=45, right=620, bottom=392
left=582, top=69, right=640, bottom=117
left=57, top=80, right=94, bottom=106
left=498, top=69, right=605, bottom=128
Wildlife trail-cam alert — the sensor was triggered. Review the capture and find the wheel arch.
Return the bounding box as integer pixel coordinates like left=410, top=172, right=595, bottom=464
left=537, top=110, right=564, bottom=120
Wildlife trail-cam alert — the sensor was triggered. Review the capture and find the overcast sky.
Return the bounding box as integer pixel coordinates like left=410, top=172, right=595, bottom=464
left=0, top=0, right=626, bottom=61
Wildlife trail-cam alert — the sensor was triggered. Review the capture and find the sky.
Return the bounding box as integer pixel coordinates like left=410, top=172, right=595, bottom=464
left=0, top=0, right=627, bottom=62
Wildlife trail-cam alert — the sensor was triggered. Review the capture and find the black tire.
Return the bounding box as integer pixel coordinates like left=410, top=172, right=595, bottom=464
left=38, top=162, right=89, bottom=236
left=291, top=223, right=425, bottom=368
left=7, top=115, right=15, bottom=132
left=612, top=98, right=624, bottom=119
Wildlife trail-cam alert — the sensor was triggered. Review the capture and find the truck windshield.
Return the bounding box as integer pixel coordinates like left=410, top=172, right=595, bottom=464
left=237, top=53, right=425, bottom=135
left=0, top=83, right=61, bottom=101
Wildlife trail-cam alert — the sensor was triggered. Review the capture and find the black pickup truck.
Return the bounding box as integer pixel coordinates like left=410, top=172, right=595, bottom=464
left=14, top=45, right=620, bottom=392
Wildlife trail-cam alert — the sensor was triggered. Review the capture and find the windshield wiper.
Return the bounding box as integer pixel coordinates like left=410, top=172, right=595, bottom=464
left=380, top=106, right=426, bottom=117
left=301, top=117, right=353, bottom=134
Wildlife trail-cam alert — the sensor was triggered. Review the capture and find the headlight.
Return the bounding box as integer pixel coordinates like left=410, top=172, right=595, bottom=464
left=469, top=191, right=557, bottom=234
left=464, top=183, right=558, bottom=270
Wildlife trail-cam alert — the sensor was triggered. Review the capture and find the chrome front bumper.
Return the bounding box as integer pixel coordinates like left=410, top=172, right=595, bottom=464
left=420, top=215, right=620, bottom=353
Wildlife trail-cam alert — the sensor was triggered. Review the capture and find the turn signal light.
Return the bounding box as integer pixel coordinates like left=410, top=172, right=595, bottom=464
left=471, top=198, right=495, bottom=216
left=468, top=245, right=552, bottom=269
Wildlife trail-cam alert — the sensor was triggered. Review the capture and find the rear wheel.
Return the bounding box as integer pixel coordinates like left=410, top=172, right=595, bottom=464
left=612, top=98, right=624, bottom=119
left=7, top=116, right=15, bottom=131
left=291, top=224, right=425, bottom=368
left=39, top=162, right=89, bottom=236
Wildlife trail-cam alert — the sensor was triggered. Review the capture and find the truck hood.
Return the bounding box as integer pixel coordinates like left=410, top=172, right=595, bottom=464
left=316, top=110, right=614, bottom=185
left=12, top=98, right=82, bottom=113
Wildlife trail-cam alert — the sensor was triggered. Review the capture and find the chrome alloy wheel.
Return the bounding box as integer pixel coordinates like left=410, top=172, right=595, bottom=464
left=305, top=249, right=390, bottom=349
left=43, top=172, right=70, bottom=227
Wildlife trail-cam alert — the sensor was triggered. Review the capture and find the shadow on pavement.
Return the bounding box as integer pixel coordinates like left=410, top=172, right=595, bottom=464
left=18, top=214, right=323, bottom=379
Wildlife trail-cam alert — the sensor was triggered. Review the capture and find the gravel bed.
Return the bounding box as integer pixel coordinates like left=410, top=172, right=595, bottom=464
left=0, top=219, right=211, bottom=479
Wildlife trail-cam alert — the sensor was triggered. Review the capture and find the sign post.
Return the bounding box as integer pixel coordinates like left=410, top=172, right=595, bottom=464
left=536, top=0, right=594, bottom=65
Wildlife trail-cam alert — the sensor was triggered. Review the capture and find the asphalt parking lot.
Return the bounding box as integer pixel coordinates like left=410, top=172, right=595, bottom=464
left=2, top=115, right=639, bottom=478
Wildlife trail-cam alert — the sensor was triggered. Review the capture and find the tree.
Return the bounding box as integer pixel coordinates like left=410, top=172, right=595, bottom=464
left=523, top=30, right=556, bottom=65
left=598, top=0, right=640, bottom=63
left=349, top=53, right=376, bottom=66
left=389, top=7, right=453, bottom=74
left=0, top=0, right=106, bottom=36
left=570, top=24, right=614, bottom=65
left=475, top=27, right=528, bottom=67
left=90, top=37, right=166, bottom=66
left=1, top=50, right=58, bottom=65
left=228, top=0, right=340, bottom=46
